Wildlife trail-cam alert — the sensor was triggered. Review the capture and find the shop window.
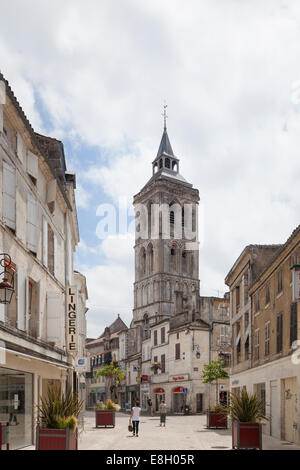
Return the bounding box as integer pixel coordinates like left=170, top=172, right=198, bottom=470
left=255, top=383, right=266, bottom=415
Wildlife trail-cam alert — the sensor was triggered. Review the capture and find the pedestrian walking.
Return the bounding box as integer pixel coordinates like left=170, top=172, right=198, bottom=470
left=159, top=400, right=167, bottom=427
left=130, top=400, right=141, bottom=437
left=147, top=398, right=153, bottom=416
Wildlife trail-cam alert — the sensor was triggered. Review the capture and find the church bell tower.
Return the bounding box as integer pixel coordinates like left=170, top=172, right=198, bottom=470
left=132, top=108, right=200, bottom=329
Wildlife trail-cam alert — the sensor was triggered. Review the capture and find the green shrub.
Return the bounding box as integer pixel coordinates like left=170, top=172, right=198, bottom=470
left=224, top=390, right=268, bottom=423
left=36, top=384, right=83, bottom=430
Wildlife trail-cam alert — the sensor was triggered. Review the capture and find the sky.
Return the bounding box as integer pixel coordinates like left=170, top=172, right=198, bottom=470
left=1, top=0, right=300, bottom=337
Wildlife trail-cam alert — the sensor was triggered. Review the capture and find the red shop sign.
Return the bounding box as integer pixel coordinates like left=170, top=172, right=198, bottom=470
left=154, top=388, right=165, bottom=394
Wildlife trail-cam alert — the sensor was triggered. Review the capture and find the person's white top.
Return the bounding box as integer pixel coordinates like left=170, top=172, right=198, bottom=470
left=132, top=406, right=141, bottom=421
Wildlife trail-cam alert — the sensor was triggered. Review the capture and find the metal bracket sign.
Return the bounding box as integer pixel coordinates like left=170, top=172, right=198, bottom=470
left=67, top=286, right=77, bottom=352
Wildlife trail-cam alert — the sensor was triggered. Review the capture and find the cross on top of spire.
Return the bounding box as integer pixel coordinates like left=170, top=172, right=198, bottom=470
left=162, top=102, right=168, bottom=130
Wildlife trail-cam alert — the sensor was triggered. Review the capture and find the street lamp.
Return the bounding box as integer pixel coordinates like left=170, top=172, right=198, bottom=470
left=0, top=254, right=15, bottom=304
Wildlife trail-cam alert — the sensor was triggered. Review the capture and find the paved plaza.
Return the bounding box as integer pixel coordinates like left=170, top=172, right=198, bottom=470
left=23, top=411, right=300, bottom=451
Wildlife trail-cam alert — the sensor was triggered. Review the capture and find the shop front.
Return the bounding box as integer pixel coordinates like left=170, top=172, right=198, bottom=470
left=172, top=386, right=188, bottom=413
left=88, top=386, right=106, bottom=407
left=154, top=387, right=165, bottom=412
left=0, top=366, right=33, bottom=450
left=126, top=385, right=140, bottom=407
left=140, top=382, right=150, bottom=411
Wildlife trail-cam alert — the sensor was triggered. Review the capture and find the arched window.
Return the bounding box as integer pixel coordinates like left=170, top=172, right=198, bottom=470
left=153, top=162, right=158, bottom=174
left=182, top=250, right=187, bottom=273
left=172, top=161, right=178, bottom=171
left=165, top=158, right=170, bottom=169
left=159, top=158, right=163, bottom=169
left=147, top=243, right=154, bottom=273
left=140, top=247, right=146, bottom=275
left=170, top=245, right=178, bottom=272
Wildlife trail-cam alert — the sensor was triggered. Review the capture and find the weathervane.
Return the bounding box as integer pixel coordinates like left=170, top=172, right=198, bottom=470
left=162, top=102, right=168, bottom=130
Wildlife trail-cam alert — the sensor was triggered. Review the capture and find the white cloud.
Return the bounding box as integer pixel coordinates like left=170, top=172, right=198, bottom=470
left=1, top=0, right=300, bottom=329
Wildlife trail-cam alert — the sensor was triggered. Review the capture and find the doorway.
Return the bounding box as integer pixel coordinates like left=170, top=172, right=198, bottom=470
left=196, top=393, right=203, bottom=413
left=282, top=377, right=298, bottom=443
left=0, top=367, right=33, bottom=449
left=173, top=391, right=186, bottom=413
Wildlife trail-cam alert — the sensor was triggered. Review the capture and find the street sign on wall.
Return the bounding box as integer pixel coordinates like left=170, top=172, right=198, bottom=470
left=74, top=357, right=90, bottom=373
left=292, top=265, right=300, bottom=302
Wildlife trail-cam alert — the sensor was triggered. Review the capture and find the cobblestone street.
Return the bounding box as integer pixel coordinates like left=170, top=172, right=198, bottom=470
left=73, top=412, right=300, bottom=451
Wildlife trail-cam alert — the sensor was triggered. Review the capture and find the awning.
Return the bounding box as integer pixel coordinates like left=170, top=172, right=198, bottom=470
left=173, top=386, right=184, bottom=393
left=1, top=346, right=72, bottom=369
left=154, top=388, right=165, bottom=394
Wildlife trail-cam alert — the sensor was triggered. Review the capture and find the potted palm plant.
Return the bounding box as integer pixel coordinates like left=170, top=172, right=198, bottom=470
left=95, top=399, right=121, bottom=428
left=35, top=384, right=83, bottom=450
left=94, top=361, right=124, bottom=428
left=202, top=358, right=229, bottom=429
left=225, top=390, right=268, bottom=450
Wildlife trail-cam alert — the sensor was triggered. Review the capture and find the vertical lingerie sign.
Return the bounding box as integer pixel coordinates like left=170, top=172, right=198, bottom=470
left=67, top=286, right=77, bottom=352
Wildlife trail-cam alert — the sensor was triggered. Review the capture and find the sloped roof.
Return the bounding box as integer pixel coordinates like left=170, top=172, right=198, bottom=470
left=0, top=71, right=72, bottom=211
left=156, top=128, right=174, bottom=159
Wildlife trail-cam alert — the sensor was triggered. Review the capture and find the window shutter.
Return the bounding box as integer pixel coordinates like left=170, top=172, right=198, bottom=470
left=154, top=330, right=157, bottom=346
left=175, top=343, right=180, bottom=360
left=17, top=132, right=25, bottom=164
left=290, top=303, right=297, bottom=346
left=27, top=192, right=38, bottom=253
left=25, top=277, right=29, bottom=332
left=36, top=281, right=41, bottom=338
left=47, top=179, right=56, bottom=204
left=0, top=104, right=3, bottom=133
left=42, top=217, right=48, bottom=267
left=53, top=233, right=58, bottom=278
left=17, top=267, right=26, bottom=331
left=277, top=313, right=283, bottom=352
left=27, top=150, right=38, bottom=180
left=3, top=161, right=16, bottom=230
left=161, top=354, right=165, bottom=373
left=46, top=291, right=63, bottom=346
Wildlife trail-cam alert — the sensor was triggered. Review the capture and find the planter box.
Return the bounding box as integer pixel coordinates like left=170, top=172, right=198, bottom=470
left=206, top=410, right=227, bottom=429
left=36, top=424, right=78, bottom=450
left=95, top=410, right=115, bottom=428
left=232, top=421, right=262, bottom=450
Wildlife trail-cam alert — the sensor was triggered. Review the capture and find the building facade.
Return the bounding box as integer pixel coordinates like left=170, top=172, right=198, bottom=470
left=0, top=73, right=87, bottom=449
left=85, top=315, right=127, bottom=408
left=226, top=233, right=300, bottom=444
